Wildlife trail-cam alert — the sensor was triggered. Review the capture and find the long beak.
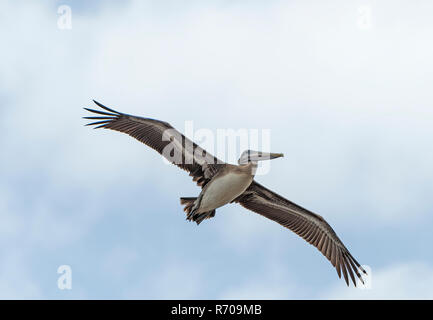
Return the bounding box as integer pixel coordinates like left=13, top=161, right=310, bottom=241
left=269, top=152, right=284, bottom=159
left=252, top=152, right=284, bottom=161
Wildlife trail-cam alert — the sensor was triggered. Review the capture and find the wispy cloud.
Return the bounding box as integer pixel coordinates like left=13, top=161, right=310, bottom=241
left=324, top=262, right=433, bottom=299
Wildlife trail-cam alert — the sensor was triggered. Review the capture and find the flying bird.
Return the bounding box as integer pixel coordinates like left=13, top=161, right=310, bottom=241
left=84, top=100, right=367, bottom=286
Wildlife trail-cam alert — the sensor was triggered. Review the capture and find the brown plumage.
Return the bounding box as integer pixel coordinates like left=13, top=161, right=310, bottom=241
left=84, top=100, right=367, bottom=287
left=234, top=181, right=367, bottom=286
left=84, top=100, right=224, bottom=188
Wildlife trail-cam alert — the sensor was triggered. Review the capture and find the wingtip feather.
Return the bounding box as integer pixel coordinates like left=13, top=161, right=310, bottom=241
left=92, top=100, right=121, bottom=114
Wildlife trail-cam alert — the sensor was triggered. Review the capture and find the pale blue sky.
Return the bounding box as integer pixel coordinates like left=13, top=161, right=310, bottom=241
left=0, top=0, right=433, bottom=299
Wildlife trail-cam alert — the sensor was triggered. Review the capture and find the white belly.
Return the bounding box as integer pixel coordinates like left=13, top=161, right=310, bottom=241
left=198, top=172, right=253, bottom=212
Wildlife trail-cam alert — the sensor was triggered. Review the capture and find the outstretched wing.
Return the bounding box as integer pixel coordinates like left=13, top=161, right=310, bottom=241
left=235, top=181, right=367, bottom=286
left=83, top=100, right=224, bottom=187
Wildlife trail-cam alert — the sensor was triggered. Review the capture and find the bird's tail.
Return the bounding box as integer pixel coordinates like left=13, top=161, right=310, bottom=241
left=180, top=197, right=197, bottom=214
left=180, top=197, right=216, bottom=225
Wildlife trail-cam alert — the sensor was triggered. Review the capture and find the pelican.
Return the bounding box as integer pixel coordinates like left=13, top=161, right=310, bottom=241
left=84, top=100, right=367, bottom=286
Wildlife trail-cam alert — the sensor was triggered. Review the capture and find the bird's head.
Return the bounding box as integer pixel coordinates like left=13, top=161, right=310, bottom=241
left=238, top=150, right=284, bottom=165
